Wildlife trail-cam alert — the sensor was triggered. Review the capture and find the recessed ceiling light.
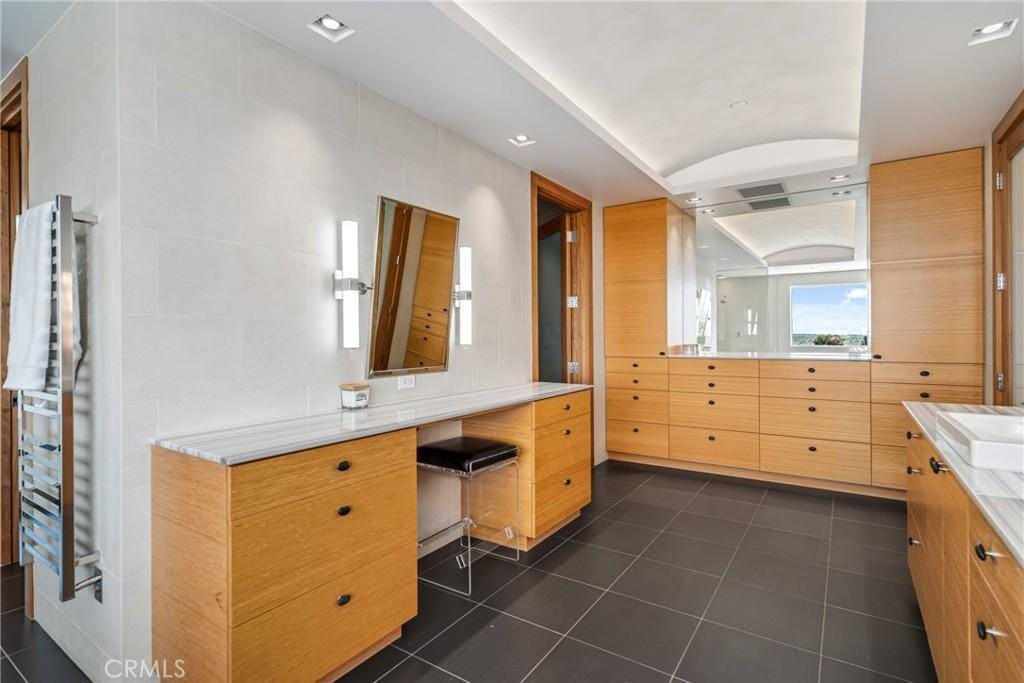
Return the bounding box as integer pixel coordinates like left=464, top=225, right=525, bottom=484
left=829, top=174, right=851, bottom=183
left=968, top=18, right=1018, bottom=45
left=729, top=100, right=749, bottom=110
left=832, top=190, right=851, bottom=196
left=700, top=208, right=715, bottom=214
left=508, top=134, right=536, bottom=147
left=308, top=15, right=356, bottom=42
left=686, top=196, right=703, bottom=204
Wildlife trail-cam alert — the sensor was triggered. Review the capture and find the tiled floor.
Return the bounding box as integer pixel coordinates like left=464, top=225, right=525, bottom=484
left=0, top=564, right=90, bottom=683
left=343, top=461, right=935, bottom=683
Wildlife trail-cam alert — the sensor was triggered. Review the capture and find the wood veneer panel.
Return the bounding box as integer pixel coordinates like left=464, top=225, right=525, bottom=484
left=759, top=360, right=870, bottom=382
left=606, top=420, right=668, bottom=458
left=759, top=434, right=870, bottom=485
left=871, top=445, right=908, bottom=490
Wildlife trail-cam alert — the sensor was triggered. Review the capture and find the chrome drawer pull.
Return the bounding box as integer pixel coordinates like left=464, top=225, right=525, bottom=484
left=929, top=457, right=948, bottom=474
left=906, top=466, right=922, bottom=475
left=336, top=594, right=351, bottom=606
left=908, top=536, right=921, bottom=546
left=974, top=543, right=1004, bottom=561
left=906, top=431, right=921, bottom=440
left=977, top=621, right=1006, bottom=640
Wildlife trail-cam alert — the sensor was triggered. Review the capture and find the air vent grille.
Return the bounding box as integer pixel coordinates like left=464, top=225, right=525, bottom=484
left=737, top=183, right=786, bottom=198
left=749, top=197, right=791, bottom=210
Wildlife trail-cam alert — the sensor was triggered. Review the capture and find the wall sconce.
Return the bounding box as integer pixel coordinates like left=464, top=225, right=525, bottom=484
left=333, top=220, right=369, bottom=349
left=454, top=246, right=472, bottom=345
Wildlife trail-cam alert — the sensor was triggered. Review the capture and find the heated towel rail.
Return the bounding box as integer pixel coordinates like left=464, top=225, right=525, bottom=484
left=17, top=194, right=102, bottom=602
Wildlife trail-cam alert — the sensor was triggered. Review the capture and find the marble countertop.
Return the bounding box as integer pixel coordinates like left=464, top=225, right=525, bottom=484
left=152, top=382, right=592, bottom=466
left=904, top=402, right=1024, bottom=565
left=669, top=351, right=872, bottom=361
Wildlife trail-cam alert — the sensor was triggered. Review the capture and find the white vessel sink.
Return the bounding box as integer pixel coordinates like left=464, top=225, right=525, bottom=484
left=937, top=413, right=1024, bottom=472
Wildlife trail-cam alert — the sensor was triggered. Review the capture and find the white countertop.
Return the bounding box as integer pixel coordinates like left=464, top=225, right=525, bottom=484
left=151, top=382, right=592, bottom=466
left=669, top=351, right=871, bottom=361
left=904, top=402, right=1024, bottom=565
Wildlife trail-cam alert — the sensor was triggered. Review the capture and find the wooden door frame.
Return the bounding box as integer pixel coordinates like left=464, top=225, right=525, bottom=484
left=992, top=89, right=1024, bottom=405
left=530, top=173, right=593, bottom=385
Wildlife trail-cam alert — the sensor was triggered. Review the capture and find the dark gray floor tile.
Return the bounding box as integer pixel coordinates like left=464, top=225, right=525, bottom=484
left=398, top=584, right=476, bottom=652
left=827, top=570, right=923, bottom=627
left=8, top=638, right=88, bottom=683
left=593, top=462, right=657, bottom=485
left=0, top=610, right=55, bottom=655
left=834, top=495, right=906, bottom=528
left=752, top=505, right=831, bottom=539
left=726, top=548, right=828, bottom=602
left=1, top=656, right=25, bottom=683
left=645, top=471, right=710, bottom=494
left=379, top=657, right=464, bottom=682
left=706, top=580, right=825, bottom=652
left=700, top=478, right=767, bottom=504
left=1, top=577, right=24, bottom=614
left=611, top=559, right=719, bottom=617
left=665, top=512, right=748, bottom=546
left=643, top=534, right=736, bottom=577
left=527, top=638, right=667, bottom=683
left=763, top=487, right=834, bottom=516
left=552, top=514, right=597, bottom=539
left=510, top=534, right=569, bottom=567
left=570, top=518, right=659, bottom=555
left=533, top=540, right=635, bottom=588
left=676, top=621, right=819, bottom=683
left=570, top=593, right=698, bottom=673
left=592, top=476, right=642, bottom=501
left=339, top=646, right=408, bottom=682
left=420, top=554, right=524, bottom=601
left=822, top=607, right=936, bottom=683
left=832, top=519, right=907, bottom=553
left=741, top=525, right=829, bottom=565
left=582, top=496, right=621, bottom=517
left=418, top=607, right=560, bottom=683
left=625, top=485, right=694, bottom=510
left=486, top=569, right=602, bottom=633
left=418, top=540, right=463, bottom=575
left=828, top=540, right=911, bottom=585
left=820, top=657, right=907, bottom=683
left=601, top=500, right=678, bottom=530
left=685, top=494, right=759, bottom=523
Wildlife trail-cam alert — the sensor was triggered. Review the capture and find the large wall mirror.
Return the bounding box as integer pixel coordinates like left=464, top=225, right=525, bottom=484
left=692, top=184, right=870, bottom=355
left=368, top=197, right=459, bottom=377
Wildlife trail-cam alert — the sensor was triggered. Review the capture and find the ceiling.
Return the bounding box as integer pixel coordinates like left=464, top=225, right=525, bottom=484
left=1, top=1, right=72, bottom=78
left=713, top=201, right=856, bottom=263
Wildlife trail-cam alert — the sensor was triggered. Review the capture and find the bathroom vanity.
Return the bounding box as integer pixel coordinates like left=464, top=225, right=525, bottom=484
left=149, top=383, right=592, bottom=682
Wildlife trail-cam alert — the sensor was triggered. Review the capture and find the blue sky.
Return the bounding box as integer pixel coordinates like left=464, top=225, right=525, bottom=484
left=791, top=284, right=868, bottom=336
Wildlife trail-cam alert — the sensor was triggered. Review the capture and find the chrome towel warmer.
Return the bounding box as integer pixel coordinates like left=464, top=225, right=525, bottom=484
left=17, top=194, right=102, bottom=602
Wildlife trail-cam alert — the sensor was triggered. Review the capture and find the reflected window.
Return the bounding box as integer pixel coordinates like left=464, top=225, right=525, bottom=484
left=790, top=284, right=868, bottom=347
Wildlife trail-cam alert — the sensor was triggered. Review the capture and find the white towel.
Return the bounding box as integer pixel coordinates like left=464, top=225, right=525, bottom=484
left=4, top=201, right=56, bottom=390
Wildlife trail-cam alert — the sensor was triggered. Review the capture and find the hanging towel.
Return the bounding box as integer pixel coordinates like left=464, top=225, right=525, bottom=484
left=4, top=201, right=56, bottom=390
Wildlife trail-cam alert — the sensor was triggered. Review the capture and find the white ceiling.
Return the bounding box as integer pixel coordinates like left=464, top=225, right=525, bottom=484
left=713, top=201, right=856, bottom=261
left=1, top=1, right=72, bottom=78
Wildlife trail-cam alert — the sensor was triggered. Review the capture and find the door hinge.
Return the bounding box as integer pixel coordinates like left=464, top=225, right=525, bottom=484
left=997, top=372, right=1006, bottom=392
left=567, top=361, right=580, bottom=375
left=566, top=296, right=579, bottom=309
left=995, top=172, right=1005, bottom=191
left=996, top=272, right=1007, bottom=291
left=565, top=230, right=577, bottom=243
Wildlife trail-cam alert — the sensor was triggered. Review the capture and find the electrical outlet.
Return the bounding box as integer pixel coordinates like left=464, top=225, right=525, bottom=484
left=398, top=375, right=416, bottom=390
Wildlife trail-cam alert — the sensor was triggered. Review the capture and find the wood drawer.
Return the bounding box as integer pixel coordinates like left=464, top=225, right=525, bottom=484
left=759, top=434, right=870, bottom=485
left=534, top=414, right=592, bottom=481
left=759, top=378, right=870, bottom=403
left=607, top=419, right=668, bottom=458
left=606, top=357, right=668, bottom=375
left=906, top=438, right=931, bottom=536
left=759, top=397, right=869, bottom=443
left=230, top=461, right=416, bottom=626
left=871, top=382, right=983, bottom=405
left=406, top=329, right=446, bottom=359
left=412, top=304, right=448, bottom=326
left=230, top=430, right=415, bottom=518
left=669, top=392, right=759, bottom=433
left=670, top=358, right=759, bottom=377
left=534, top=459, right=591, bottom=536
left=871, top=361, right=983, bottom=386
left=759, top=360, right=870, bottom=382
left=410, top=315, right=448, bottom=338
left=608, top=372, right=669, bottom=391
left=871, top=445, right=908, bottom=490
left=608, top=389, right=668, bottom=424
left=231, top=547, right=417, bottom=682
left=669, top=374, right=759, bottom=396
left=405, top=351, right=441, bottom=369
left=970, top=505, right=1024, bottom=637
left=907, top=507, right=928, bottom=597
left=534, top=390, right=591, bottom=428
left=669, top=426, right=759, bottom=469
left=970, top=561, right=1024, bottom=683
left=871, top=404, right=917, bottom=447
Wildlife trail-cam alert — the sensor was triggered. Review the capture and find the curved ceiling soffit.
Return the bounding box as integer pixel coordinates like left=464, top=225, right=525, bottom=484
left=761, top=243, right=855, bottom=259
left=666, top=139, right=859, bottom=193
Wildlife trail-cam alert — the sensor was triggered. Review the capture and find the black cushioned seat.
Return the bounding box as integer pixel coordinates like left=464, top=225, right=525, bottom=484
left=416, top=436, right=518, bottom=474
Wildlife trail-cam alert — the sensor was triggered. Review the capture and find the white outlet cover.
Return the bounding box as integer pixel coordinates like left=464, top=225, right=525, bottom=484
left=398, top=375, right=416, bottom=390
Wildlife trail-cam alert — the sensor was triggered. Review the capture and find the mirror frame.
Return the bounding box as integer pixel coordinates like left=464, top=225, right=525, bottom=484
left=365, top=196, right=461, bottom=378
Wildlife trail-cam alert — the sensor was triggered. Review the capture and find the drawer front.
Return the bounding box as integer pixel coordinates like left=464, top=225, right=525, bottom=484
left=907, top=508, right=928, bottom=599
left=608, top=372, right=669, bottom=391
left=608, top=389, right=668, bottom=424
left=231, top=548, right=417, bottom=682
left=231, top=462, right=416, bottom=626
left=534, top=414, right=592, bottom=481
left=670, top=358, right=759, bottom=377
left=534, top=390, right=591, bottom=428
left=759, top=397, right=870, bottom=442
left=970, top=562, right=1024, bottom=683
left=906, top=438, right=931, bottom=536
left=970, top=505, right=1024, bottom=636
left=230, top=430, right=415, bottom=519
left=412, top=304, right=449, bottom=326
left=606, top=357, right=668, bottom=375
left=607, top=419, right=668, bottom=457
left=759, top=434, right=870, bottom=485
left=669, top=393, right=759, bottom=433
left=405, top=351, right=441, bottom=369
left=870, top=382, right=983, bottom=405
left=759, top=378, right=870, bottom=403
left=410, top=315, right=448, bottom=338
left=534, top=459, right=591, bottom=536
left=759, top=360, right=870, bottom=382
left=669, top=426, right=759, bottom=469
left=871, top=362, right=983, bottom=386
left=669, top=374, right=759, bottom=396
left=871, top=404, right=917, bottom=447
left=871, top=445, right=908, bottom=490
left=406, top=329, right=446, bottom=359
